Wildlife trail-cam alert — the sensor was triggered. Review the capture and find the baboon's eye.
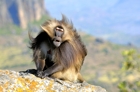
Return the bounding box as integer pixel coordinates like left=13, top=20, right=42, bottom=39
left=55, top=26, right=64, bottom=32
left=54, top=26, right=64, bottom=38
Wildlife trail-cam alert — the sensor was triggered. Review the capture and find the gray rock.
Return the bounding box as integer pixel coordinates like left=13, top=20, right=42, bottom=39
left=0, top=70, right=107, bottom=92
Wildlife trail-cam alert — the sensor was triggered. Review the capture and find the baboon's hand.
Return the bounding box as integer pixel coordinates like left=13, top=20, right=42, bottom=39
left=40, top=72, right=49, bottom=79
left=37, top=71, right=43, bottom=78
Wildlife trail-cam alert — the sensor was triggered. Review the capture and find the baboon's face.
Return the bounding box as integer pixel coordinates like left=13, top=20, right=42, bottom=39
left=53, top=26, right=64, bottom=47
left=41, top=17, right=74, bottom=47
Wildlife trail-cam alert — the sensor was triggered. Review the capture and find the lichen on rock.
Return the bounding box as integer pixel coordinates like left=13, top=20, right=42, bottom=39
left=0, top=70, right=106, bottom=92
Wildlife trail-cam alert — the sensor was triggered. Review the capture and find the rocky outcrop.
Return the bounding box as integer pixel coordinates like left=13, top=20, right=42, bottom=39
left=0, top=70, right=107, bottom=92
left=0, top=0, right=46, bottom=28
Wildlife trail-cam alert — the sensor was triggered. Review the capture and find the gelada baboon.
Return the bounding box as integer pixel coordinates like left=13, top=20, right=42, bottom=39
left=29, top=15, right=87, bottom=83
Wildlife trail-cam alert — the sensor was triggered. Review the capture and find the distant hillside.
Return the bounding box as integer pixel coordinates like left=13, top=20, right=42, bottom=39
left=0, top=0, right=46, bottom=28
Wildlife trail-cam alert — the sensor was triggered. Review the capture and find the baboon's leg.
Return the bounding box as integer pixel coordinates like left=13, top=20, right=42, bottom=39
left=77, top=73, right=84, bottom=83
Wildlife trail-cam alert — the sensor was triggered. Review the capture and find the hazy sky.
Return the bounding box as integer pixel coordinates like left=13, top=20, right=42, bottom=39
left=45, top=0, right=118, bottom=19
left=44, top=0, right=140, bottom=46
left=45, top=0, right=140, bottom=34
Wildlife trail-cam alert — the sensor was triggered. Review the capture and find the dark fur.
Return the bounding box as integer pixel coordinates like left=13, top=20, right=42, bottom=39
left=29, top=16, right=87, bottom=82
left=29, top=31, right=54, bottom=69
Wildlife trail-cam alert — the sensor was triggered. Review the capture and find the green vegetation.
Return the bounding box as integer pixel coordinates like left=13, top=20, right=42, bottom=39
left=0, top=47, right=32, bottom=69
left=31, top=15, right=51, bottom=26
left=0, top=24, right=23, bottom=35
left=118, top=49, right=140, bottom=92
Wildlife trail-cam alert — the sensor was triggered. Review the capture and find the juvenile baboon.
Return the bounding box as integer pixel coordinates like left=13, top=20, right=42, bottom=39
left=29, top=15, right=87, bottom=83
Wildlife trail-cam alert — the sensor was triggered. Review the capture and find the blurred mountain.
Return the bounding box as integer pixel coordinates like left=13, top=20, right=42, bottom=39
left=45, top=0, right=140, bottom=47
left=0, top=0, right=46, bottom=28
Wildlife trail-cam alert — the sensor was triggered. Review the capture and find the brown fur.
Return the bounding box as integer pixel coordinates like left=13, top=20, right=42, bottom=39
left=29, top=15, right=87, bottom=82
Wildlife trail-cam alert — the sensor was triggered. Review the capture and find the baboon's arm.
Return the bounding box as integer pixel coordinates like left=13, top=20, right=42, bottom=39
left=41, top=63, right=63, bottom=78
